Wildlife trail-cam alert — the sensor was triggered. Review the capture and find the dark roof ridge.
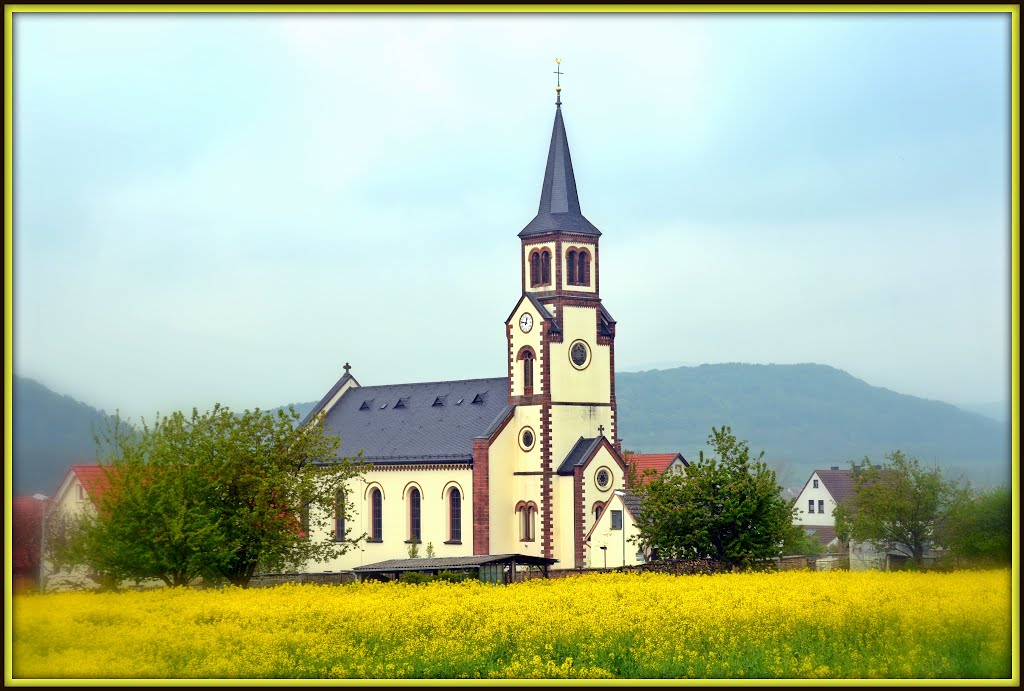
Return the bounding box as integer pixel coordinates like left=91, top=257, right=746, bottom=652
left=352, top=376, right=505, bottom=390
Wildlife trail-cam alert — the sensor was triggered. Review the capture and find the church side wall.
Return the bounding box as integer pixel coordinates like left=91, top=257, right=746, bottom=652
left=547, top=406, right=614, bottom=476
left=305, top=467, right=474, bottom=572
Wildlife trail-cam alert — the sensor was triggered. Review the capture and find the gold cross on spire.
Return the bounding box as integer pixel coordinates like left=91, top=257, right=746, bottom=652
left=554, top=57, right=563, bottom=106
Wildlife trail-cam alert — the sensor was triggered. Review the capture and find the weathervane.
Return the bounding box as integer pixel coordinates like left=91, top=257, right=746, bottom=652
left=554, top=57, right=563, bottom=106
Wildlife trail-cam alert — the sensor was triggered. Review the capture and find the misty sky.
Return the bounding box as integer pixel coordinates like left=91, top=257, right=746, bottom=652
left=11, top=11, right=1013, bottom=423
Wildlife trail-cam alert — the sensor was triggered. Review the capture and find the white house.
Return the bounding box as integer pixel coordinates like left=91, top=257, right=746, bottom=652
left=792, top=466, right=854, bottom=549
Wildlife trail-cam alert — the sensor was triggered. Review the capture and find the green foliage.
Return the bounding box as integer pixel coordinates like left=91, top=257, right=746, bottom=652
left=57, top=405, right=365, bottom=588
left=632, top=426, right=795, bottom=569
left=407, top=539, right=420, bottom=559
left=399, top=571, right=433, bottom=585
left=425, top=542, right=435, bottom=558
left=780, top=522, right=828, bottom=557
left=938, top=486, right=1011, bottom=567
left=436, top=570, right=471, bottom=583
left=833, top=451, right=960, bottom=566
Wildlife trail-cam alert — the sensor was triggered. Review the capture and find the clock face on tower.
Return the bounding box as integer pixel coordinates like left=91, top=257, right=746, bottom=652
left=519, top=313, right=534, bottom=333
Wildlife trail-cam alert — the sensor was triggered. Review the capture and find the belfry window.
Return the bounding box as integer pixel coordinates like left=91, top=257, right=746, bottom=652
left=530, top=251, right=541, bottom=287
left=541, top=250, right=551, bottom=284
left=567, top=250, right=577, bottom=284
left=577, top=250, right=591, bottom=286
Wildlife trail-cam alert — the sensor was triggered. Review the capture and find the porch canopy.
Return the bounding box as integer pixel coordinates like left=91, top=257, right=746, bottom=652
left=352, top=554, right=558, bottom=583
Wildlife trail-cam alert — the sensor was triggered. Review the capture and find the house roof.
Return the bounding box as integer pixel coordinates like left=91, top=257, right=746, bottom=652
left=519, top=104, right=601, bottom=238
left=317, top=377, right=511, bottom=463
left=64, top=464, right=113, bottom=503
left=815, top=469, right=855, bottom=504
left=620, top=489, right=642, bottom=520
left=802, top=525, right=839, bottom=546
left=12, top=496, right=48, bottom=570
left=630, top=453, right=688, bottom=475
left=352, top=554, right=558, bottom=573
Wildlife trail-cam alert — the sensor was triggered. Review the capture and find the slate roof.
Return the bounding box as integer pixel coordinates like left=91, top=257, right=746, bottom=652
left=556, top=436, right=603, bottom=475
left=815, top=469, right=855, bottom=504
left=318, top=377, right=511, bottom=463
left=352, top=554, right=558, bottom=573
left=520, top=105, right=601, bottom=238
left=619, top=489, right=643, bottom=520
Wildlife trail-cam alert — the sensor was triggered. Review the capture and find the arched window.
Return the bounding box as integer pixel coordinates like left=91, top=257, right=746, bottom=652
left=530, top=251, right=541, bottom=287
left=567, top=250, right=578, bottom=285
left=335, top=490, right=346, bottom=543
left=409, top=487, right=422, bottom=543
left=517, top=502, right=537, bottom=542
left=522, top=351, right=534, bottom=391
left=578, top=250, right=591, bottom=286
left=593, top=501, right=604, bottom=525
left=370, top=488, right=383, bottom=540
left=449, top=488, right=462, bottom=542
left=541, top=250, right=551, bottom=285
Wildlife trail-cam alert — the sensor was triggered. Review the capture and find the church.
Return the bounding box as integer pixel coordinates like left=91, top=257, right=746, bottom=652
left=300, top=82, right=671, bottom=573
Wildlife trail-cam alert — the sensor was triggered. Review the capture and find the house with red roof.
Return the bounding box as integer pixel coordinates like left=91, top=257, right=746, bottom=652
left=39, top=464, right=117, bottom=591
left=627, top=452, right=689, bottom=485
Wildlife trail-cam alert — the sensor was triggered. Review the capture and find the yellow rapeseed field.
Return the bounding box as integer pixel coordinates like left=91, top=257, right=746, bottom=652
left=11, top=569, right=1013, bottom=680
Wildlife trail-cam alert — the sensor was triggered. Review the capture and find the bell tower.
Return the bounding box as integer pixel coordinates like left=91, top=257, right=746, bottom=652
left=504, top=66, right=620, bottom=562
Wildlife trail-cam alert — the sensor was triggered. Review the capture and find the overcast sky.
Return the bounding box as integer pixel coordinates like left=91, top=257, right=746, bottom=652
left=11, top=11, right=1012, bottom=422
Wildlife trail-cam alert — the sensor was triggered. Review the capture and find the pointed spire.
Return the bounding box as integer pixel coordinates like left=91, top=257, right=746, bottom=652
left=519, top=64, right=601, bottom=238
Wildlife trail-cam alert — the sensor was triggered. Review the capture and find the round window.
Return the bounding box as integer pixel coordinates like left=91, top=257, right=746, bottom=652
left=569, top=340, right=590, bottom=369
left=520, top=427, right=536, bottom=451
left=595, top=467, right=611, bottom=490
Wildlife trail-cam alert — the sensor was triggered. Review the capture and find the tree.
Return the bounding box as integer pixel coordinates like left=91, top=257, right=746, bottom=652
left=632, top=426, right=794, bottom=569
left=832, top=450, right=960, bottom=566
left=58, top=405, right=365, bottom=588
left=937, top=485, right=1011, bottom=567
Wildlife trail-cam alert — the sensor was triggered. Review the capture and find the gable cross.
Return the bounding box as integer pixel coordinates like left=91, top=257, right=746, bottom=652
left=343, top=362, right=351, bottom=374
left=598, top=424, right=605, bottom=438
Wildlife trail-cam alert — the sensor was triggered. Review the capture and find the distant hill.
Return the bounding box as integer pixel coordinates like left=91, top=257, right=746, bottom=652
left=11, top=376, right=117, bottom=496
left=615, top=364, right=1010, bottom=489
left=12, top=364, right=1011, bottom=497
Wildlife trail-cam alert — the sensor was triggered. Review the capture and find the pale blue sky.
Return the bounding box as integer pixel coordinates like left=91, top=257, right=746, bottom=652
left=11, top=11, right=1013, bottom=422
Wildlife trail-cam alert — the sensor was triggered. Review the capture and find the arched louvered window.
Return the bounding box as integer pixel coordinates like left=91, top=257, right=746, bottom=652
left=409, top=488, right=422, bottom=543
left=370, top=488, right=383, bottom=540
left=567, top=250, right=578, bottom=284
left=530, top=251, right=541, bottom=287
left=541, top=250, right=551, bottom=285
left=578, top=250, right=591, bottom=286
left=449, top=488, right=462, bottom=542
left=522, top=351, right=534, bottom=391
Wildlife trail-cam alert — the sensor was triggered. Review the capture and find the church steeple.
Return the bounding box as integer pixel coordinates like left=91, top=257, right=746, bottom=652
left=519, top=84, right=601, bottom=238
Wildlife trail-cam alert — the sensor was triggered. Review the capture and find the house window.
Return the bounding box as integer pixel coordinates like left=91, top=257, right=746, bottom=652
left=449, top=488, right=462, bottom=542
left=299, top=501, right=310, bottom=538
left=567, top=250, right=578, bottom=284
left=409, top=488, right=422, bottom=543
left=541, top=250, right=551, bottom=284
left=808, top=500, right=815, bottom=514
left=334, top=490, right=346, bottom=543
left=813, top=479, right=819, bottom=488
left=611, top=509, right=623, bottom=530
left=577, top=250, right=590, bottom=286
left=370, top=488, right=383, bottom=540
left=818, top=499, right=825, bottom=514
left=76, top=484, right=86, bottom=500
